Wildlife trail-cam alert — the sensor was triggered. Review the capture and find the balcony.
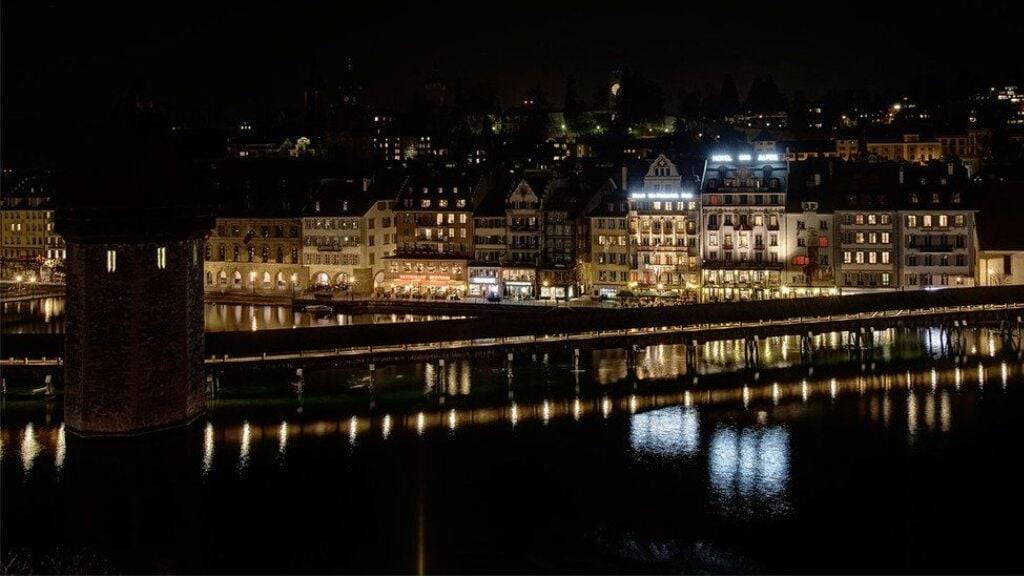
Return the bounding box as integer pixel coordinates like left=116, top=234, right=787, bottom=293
left=910, top=244, right=955, bottom=253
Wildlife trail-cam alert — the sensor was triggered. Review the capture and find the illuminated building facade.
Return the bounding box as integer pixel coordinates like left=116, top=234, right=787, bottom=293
left=204, top=217, right=307, bottom=293
left=299, top=179, right=397, bottom=294
left=629, top=154, right=700, bottom=298
left=587, top=192, right=630, bottom=298
left=503, top=177, right=546, bottom=298
left=783, top=165, right=836, bottom=296
left=834, top=163, right=899, bottom=291
left=386, top=172, right=481, bottom=297
left=897, top=163, right=977, bottom=289
left=0, top=171, right=63, bottom=281
left=700, top=153, right=788, bottom=301
left=866, top=134, right=943, bottom=164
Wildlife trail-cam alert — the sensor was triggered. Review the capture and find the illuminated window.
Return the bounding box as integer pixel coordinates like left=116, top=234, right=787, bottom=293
left=106, top=249, right=117, bottom=273
left=157, top=246, right=167, bottom=269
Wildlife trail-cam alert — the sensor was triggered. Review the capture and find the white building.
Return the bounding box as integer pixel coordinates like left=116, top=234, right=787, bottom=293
left=700, top=152, right=788, bottom=301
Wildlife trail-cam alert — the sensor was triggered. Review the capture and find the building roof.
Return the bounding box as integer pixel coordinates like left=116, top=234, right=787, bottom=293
left=976, top=181, right=1024, bottom=251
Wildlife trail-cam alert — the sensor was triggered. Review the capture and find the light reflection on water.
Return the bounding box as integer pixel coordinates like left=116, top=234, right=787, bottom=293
left=1, top=297, right=456, bottom=333
left=4, top=359, right=1020, bottom=480
left=708, top=425, right=790, bottom=511
left=629, top=405, right=699, bottom=457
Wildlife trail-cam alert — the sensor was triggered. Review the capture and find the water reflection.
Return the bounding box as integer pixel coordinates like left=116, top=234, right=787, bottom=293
left=709, top=425, right=790, bottom=512
left=629, top=406, right=699, bottom=457
left=1, top=297, right=457, bottom=334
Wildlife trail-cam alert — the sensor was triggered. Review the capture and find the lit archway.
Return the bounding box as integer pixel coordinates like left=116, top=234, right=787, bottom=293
left=232, top=270, right=242, bottom=288
left=276, top=272, right=287, bottom=290
left=314, top=272, right=330, bottom=287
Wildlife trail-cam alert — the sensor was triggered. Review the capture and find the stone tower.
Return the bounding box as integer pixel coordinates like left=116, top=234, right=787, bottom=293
left=57, top=101, right=214, bottom=435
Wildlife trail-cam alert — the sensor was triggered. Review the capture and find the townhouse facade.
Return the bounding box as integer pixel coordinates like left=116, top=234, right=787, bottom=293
left=628, top=154, right=701, bottom=299
left=700, top=154, right=788, bottom=301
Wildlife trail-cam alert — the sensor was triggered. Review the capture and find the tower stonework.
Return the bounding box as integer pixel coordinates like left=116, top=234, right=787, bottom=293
left=62, top=228, right=208, bottom=434
left=57, top=102, right=213, bottom=436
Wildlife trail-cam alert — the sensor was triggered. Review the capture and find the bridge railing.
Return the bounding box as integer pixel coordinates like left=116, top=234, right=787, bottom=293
left=4, top=285, right=1023, bottom=360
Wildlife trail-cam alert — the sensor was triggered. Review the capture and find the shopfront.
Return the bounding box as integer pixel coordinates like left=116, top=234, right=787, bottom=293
left=384, top=258, right=468, bottom=297
left=501, top=267, right=535, bottom=299
left=468, top=265, right=501, bottom=297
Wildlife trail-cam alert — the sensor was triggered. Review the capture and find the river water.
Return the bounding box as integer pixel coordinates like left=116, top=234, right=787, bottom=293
left=2, top=327, right=1023, bottom=573
left=1, top=297, right=454, bottom=333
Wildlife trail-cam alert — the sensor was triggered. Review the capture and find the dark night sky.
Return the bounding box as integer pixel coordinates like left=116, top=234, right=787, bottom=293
left=2, top=1, right=1023, bottom=164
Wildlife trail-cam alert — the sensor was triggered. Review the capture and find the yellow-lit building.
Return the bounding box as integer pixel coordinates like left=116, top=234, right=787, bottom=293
left=866, top=134, right=942, bottom=164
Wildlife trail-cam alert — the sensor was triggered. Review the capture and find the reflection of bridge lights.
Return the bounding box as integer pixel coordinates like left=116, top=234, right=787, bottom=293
left=448, top=409, right=457, bottom=431
left=930, top=369, right=938, bottom=391
left=629, top=395, right=638, bottom=414
left=278, top=421, right=289, bottom=455
left=239, top=421, right=251, bottom=470
left=1001, top=362, right=1008, bottom=388
left=801, top=380, right=809, bottom=403
left=510, top=403, right=519, bottom=427
left=978, top=363, right=985, bottom=387
left=602, top=397, right=612, bottom=419
left=416, top=412, right=426, bottom=435
left=684, top=390, right=693, bottom=407
left=940, top=392, right=951, bottom=432
left=830, top=378, right=838, bottom=400
left=742, top=386, right=750, bottom=408
left=55, top=424, right=66, bottom=472
left=348, top=416, right=358, bottom=445
left=955, top=367, right=962, bottom=390
left=382, top=415, right=392, bottom=440
left=907, top=391, right=918, bottom=436
left=542, top=400, right=551, bottom=424
left=20, top=424, right=40, bottom=474
left=772, top=383, right=780, bottom=405
left=573, top=398, right=581, bottom=421
left=203, top=423, right=214, bottom=474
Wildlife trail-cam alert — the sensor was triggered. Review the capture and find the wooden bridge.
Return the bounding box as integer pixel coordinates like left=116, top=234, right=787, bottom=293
left=4, top=286, right=1022, bottom=376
